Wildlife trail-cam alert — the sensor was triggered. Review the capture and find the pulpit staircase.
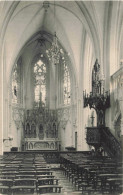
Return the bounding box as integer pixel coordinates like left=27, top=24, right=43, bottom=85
left=86, top=126, right=122, bottom=158
left=100, top=127, right=122, bottom=158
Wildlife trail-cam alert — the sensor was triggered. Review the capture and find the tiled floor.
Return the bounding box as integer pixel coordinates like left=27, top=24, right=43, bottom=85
left=52, top=169, right=78, bottom=194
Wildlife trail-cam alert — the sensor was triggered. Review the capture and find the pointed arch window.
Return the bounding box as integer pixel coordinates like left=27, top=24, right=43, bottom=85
left=33, top=59, right=46, bottom=106
left=12, top=62, right=21, bottom=104
left=63, top=63, right=71, bottom=105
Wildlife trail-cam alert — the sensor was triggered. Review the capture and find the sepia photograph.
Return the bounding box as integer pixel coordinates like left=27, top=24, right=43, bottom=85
left=0, top=0, right=122, bottom=194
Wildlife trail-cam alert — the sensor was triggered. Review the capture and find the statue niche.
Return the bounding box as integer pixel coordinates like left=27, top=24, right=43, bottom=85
left=39, top=124, right=44, bottom=140
left=53, top=122, right=58, bottom=138
left=46, top=121, right=58, bottom=138
left=25, top=123, right=30, bottom=138
left=25, top=122, right=36, bottom=138
left=31, top=124, right=36, bottom=138
left=46, top=123, right=51, bottom=138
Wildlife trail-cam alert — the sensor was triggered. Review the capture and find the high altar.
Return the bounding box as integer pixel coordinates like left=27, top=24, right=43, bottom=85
left=24, top=104, right=60, bottom=151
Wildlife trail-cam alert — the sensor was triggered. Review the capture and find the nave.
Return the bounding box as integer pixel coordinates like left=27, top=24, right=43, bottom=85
left=0, top=152, right=122, bottom=195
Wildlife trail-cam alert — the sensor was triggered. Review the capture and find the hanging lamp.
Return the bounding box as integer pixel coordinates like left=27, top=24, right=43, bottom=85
left=46, top=1, right=64, bottom=65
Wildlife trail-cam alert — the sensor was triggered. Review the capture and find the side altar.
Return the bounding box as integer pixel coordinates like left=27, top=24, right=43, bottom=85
left=23, top=104, right=60, bottom=151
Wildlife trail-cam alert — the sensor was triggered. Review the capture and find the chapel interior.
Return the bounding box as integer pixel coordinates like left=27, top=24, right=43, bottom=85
left=0, top=1, right=123, bottom=195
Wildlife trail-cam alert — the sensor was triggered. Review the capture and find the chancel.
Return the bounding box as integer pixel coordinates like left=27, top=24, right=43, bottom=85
left=0, top=1, right=123, bottom=195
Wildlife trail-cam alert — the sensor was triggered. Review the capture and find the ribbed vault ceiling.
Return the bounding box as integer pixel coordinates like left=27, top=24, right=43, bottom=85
left=2, top=1, right=106, bottom=83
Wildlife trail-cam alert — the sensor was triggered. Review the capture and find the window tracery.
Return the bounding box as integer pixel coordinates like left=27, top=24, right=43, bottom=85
left=12, top=62, right=21, bottom=104
left=33, top=59, right=46, bottom=106
left=63, top=63, right=71, bottom=105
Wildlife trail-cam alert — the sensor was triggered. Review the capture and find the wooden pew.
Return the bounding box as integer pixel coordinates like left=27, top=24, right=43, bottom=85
left=107, top=177, right=123, bottom=194
left=37, top=175, right=55, bottom=179
left=60, top=153, right=119, bottom=194
left=0, top=178, right=13, bottom=194
left=36, top=170, right=53, bottom=175
left=37, top=185, right=62, bottom=193
left=35, top=167, right=50, bottom=171
left=16, top=174, right=36, bottom=179
left=11, top=178, right=36, bottom=194
left=1, top=171, right=19, bottom=174
left=18, top=170, right=36, bottom=175
left=37, top=178, right=59, bottom=185
left=0, top=175, right=15, bottom=179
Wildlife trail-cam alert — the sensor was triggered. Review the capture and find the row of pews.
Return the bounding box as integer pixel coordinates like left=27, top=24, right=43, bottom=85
left=60, top=153, right=123, bottom=194
left=0, top=153, right=62, bottom=194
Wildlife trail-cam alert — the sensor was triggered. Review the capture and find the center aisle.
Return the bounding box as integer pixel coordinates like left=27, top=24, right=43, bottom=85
left=48, top=164, right=82, bottom=195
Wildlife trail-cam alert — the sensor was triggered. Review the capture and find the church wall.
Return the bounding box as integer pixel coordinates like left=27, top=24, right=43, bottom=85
left=4, top=56, right=24, bottom=152
left=110, top=67, right=123, bottom=143
left=8, top=105, right=24, bottom=152
left=59, top=126, right=64, bottom=151
left=58, top=121, right=73, bottom=151
left=104, top=2, right=123, bottom=140
left=64, top=121, right=72, bottom=149
left=2, top=50, right=9, bottom=151
left=57, top=106, right=73, bottom=151
left=9, top=120, right=18, bottom=149
left=22, top=48, right=35, bottom=110
left=0, top=60, right=2, bottom=154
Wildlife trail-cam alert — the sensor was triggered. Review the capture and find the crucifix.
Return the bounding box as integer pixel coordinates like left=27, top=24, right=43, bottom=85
left=90, top=114, right=95, bottom=127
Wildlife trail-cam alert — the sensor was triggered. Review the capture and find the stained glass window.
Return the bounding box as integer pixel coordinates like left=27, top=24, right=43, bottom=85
left=34, top=59, right=46, bottom=106
left=12, top=63, right=21, bottom=104
left=63, top=63, right=71, bottom=105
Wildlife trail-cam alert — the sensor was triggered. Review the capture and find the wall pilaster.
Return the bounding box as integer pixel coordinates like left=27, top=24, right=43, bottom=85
left=77, top=99, right=83, bottom=150
left=117, top=73, right=123, bottom=151
left=0, top=53, right=3, bottom=154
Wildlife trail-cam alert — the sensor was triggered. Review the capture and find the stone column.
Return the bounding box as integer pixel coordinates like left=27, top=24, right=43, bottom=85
left=77, top=99, right=83, bottom=150
left=118, top=74, right=123, bottom=151
left=119, top=101, right=123, bottom=151
left=121, top=117, right=123, bottom=151
left=0, top=59, right=3, bottom=154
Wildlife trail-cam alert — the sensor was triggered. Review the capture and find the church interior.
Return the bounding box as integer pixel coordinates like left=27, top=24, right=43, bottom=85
left=0, top=1, right=123, bottom=194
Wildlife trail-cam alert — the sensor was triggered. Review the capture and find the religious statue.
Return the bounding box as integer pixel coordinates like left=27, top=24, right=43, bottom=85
left=14, top=86, right=17, bottom=96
